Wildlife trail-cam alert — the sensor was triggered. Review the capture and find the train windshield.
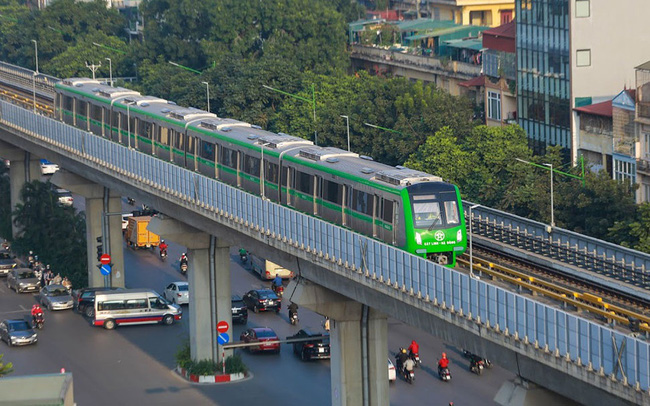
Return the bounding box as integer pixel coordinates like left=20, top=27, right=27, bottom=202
left=411, top=193, right=460, bottom=230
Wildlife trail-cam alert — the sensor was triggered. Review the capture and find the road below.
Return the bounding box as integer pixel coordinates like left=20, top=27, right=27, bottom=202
left=0, top=197, right=515, bottom=405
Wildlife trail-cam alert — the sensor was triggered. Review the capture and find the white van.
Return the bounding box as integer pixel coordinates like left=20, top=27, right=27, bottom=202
left=250, top=254, right=294, bottom=280
left=93, top=289, right=182, bottom=330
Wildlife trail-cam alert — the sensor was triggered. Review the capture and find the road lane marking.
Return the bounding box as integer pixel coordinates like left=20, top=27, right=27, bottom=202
left=19, top=305, right=28, bottom=311
left=0, top=309, right=31, bottom=315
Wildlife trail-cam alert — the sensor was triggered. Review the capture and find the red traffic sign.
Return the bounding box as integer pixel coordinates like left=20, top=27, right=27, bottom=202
left=216, top=321, right=229, bottom=333
left=100, top=254, right=111, bottom=265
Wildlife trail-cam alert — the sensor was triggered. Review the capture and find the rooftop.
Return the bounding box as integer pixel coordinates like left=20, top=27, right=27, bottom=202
left=483, top=19, right=515, bottom=39
left=573, top=99, right=613, bottom=117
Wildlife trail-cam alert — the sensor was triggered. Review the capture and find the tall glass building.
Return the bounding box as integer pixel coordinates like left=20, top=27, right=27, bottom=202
left=516, top=0, right=571, bottom=154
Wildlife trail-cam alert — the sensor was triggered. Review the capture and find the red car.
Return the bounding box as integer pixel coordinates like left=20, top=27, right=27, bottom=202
left=240, top=327, right=280, bottom=354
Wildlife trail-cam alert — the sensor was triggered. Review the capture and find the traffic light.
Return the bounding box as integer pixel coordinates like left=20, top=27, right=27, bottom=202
left=96, top=236, right=103, bottom=262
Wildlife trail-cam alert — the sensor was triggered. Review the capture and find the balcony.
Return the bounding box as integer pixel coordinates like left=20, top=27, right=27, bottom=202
left=638, top=102, right=650, bottom=122
left=350, top=45, right=482, bottom=80
left=637, top=158, right=650, bottom=174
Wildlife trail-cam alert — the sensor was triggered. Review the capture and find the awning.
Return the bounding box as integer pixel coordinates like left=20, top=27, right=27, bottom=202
left=459, top=75, right=486, bottom=88
left=443, top=39, right=483, bottom=51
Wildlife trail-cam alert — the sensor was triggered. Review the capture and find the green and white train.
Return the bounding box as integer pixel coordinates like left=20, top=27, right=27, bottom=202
left=55, top=78, right=467, bottom=266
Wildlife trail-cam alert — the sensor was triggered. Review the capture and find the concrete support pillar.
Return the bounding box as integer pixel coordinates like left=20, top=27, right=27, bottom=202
left=495, top=378, right=580, bottom=406
left=50, top=171, right=125, bottom=288
left=147, top=217, right=232, bottom=364
left=0, top=144, right=41, bottom=238
left=289, top=279, right=389, bottom=406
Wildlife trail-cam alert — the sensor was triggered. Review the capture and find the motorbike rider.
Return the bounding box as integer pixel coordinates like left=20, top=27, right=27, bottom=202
left=28, top=251, right=35, bottom=268
left=288, top=302, right=298, bottom=319
left=31, top=304, right=43, bottom=324
left=403, top=356, right=416, bottom=377
left=239, top=248, right=247, bottom=261
left=396, top=348, right=409, bottom=372
left=272, top=273, right=283, bottom=292
left=180, top=252, right=188, bottom=266
left=159, top=240, right=168, bottom=256
left=408, top=340, right=420, bottom=358
left=438, top=352, right=450, bottom=374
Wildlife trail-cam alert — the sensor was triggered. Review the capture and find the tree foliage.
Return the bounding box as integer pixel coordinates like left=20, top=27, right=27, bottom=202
left=0, top=353, right=13, bottom=377
left=11, top=181, right=88, bottom=288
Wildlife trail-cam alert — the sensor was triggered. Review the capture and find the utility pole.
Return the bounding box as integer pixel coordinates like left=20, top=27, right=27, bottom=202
left=85, top=61, right=102, bottom=80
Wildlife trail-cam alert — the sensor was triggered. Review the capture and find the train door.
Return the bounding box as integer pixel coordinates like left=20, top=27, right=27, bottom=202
left=372, top=194, right=380, bottom=238
left=313, top=175, right=320, bottom=216
left=341, top=185, right=348, bottom=226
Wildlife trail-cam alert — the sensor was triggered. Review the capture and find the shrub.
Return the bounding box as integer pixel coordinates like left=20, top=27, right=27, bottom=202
left=175, top=341, right=247, bottom=376
left=188, top=359, right=219, bottom=376
left=174, top=341, right=192, bottom=370
left=220, top=353, right=247, bottom=375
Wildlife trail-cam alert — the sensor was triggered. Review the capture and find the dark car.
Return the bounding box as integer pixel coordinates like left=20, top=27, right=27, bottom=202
left=73, top=287, right=123, bottom=318
left=242, top=289, right=281, bottom=313
left=288, top=329, right=330, bottom=361
left=6, top=268, right=39, bottom=293
left=240, top=327, right=280, bottom=353
left=0, top=252, right=17, bottom=276
left=231, top=295, right=248, bottom=324
left=0, top=319, right=37, bottom=347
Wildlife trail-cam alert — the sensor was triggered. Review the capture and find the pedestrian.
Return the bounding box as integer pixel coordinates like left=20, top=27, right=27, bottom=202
left=53, top=273, right=62, bottom=285
left=323, top=317, right=330, bottom=332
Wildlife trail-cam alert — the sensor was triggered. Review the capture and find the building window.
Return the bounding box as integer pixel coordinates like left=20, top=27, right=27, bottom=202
left=575, top=0, right=590, bottom=17
left=487, top=91, right=502, bottom=121
left=576, top=49, right=591, bottom=67
left=644, top=133, right=650, bottom=158
left=645, top=184, right=650, bottom=203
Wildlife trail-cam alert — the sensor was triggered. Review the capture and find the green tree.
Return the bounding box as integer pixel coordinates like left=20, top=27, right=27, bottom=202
left=608, top=203, right=650, bottom=253
left=45, top=34, right=129, bottom=79
left=12, top=181, right=88, bottom=288
left=0, top=353, right=13, bottom=377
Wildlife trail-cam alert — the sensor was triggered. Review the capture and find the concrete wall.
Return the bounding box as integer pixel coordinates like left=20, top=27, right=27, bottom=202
left=570, top=0, right=650, bottom=101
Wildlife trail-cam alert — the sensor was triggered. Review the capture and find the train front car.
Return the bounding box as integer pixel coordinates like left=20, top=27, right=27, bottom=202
left=402, top=181, right=466, bottom=266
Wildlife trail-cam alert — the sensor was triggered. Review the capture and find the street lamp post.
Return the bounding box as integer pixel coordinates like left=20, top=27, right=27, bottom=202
left=201, top=81, right=210, bottom=112
left=262, top=84, right=317, bottom=145
left=544, top=163, right=555, bottom=228
left=340, top=115, right=350, bottom=151
left=105, top=58, right=113, bottom=87
left=31, top=40, right=38, bottom=74
left=468, top=204, right=481, bottom=279
left=32, top=72, right=37, bottom=113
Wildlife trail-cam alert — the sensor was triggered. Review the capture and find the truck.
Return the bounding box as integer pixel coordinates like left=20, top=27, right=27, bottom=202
left=124, top=216, right=161, bottom=249
left=250, top=254, right=294, bottom=280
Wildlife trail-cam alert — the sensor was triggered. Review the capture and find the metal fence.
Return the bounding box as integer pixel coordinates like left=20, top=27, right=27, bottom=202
left=467, top=202, right=650, bottom=289
left=1, top=101, right=648, bottom=392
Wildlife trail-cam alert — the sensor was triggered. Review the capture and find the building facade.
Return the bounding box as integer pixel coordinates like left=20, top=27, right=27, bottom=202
left=635, top=62, right=650, bottom=203
left=391, top=0, right=515, bottom=26
left=515, top=0, right=650, bottom=164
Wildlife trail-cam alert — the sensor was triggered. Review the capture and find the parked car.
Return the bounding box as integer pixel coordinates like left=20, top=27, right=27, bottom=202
left=38, top=284, right=74, bottom=311
left=0, top=252, right=17, bottom=276
left=231, top=295, right=248, bottom=324
left=54, top=188, right=74, bottom=206
left=388, top=359, right=397, bottom=382
left=40, top=159, right=59, bottom=175
left=242, top=289, right=281, bottom=313
left=287, top=329, right=330, bottom=361
left=0, top=319, right=37, bottom=347
left=73, top=287, right=123, bottom=318
left=240, top=327, right=280, bottom=353
left=163, top=282, right=189, bottom=305
left=7, top=268, right=39, bottom=293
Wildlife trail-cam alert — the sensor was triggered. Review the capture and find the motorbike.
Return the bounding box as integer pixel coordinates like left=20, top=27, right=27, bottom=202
left=438, top=367, right=452, bottom=382
left=160, top=248, right=168, bottom=261
left=409, top=351, right=422, bottom=368
left=127, top=197, right=135, bottom=205
left=470, top=357, right=485, bottom=375
left=272, top=284, right=284, bottom=298
left=33, top=313, right=44, bottom=329
left=289, top=311, right=299, bottom=325
left=404, top=367, right=415, bottom=384
left=463, top=349, right=492, bottom=370
left=239, top=251, right=248, bottom=264
left=180, top=262, right=188, bottom=275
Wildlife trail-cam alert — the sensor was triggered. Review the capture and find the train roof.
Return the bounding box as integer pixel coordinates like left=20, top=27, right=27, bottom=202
left=56, top=78, right=449, bottom=191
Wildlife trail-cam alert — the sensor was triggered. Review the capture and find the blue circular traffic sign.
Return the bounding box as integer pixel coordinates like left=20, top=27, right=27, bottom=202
left=217, top=332, right=230, bottom=345
left=100, top=264, right=112, bottom=276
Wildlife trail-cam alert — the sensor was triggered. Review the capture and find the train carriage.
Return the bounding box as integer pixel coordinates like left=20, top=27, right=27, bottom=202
left=55, top=78, right=467, bottom=266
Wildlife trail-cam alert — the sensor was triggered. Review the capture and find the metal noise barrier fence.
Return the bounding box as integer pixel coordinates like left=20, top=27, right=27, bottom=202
left=1, top=100, right=649, bottom=392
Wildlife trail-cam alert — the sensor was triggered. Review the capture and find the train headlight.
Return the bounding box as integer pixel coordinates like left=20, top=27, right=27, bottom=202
left=415, top=233, right=422, bottom=245
left=457, top=229, right=463, bottom=242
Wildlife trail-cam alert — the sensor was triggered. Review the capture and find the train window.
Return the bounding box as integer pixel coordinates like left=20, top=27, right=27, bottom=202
left=187, top=136, right=195, bottom=153
left=243, top=154, right=260, bottom=176
left=296, top=171, right=312, bottom=194
left=91, top=105, right=102, bottom=122
left=158, top=127, right=169, bottom=144
left=63, top=96, right=74, bottom=112
left=139, top=121, right=152, bottom=139
left=78, top=100, right=87, bottom=117
left=221, top=147, right=237, bottom=169
left=351, top=189, right=373, bottom=216
left=382, top=199, right=394, bottom=222
left=172, top=130, right=184, bottom=149
left=322, top=180, right=343, bottom=205
left=201, top=141, right=215, bottom=160
left=111, top=111, right=118, bottom=129
left=265, top=162, right=278, bottom=183
left=120, top=113, right=128, bottom=131
left=413, top=200, right=442, bottom=229
left=444, top=201, right=459, bottom=225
